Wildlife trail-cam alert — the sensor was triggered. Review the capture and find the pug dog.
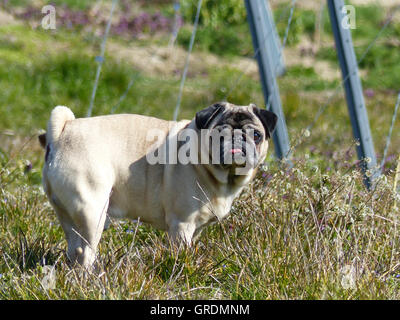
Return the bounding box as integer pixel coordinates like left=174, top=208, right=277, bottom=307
left=39, top=102, right=277, bottom=267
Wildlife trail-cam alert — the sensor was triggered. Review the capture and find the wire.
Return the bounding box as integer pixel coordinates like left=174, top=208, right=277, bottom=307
left=110, top=74, right=139, bottom=114
left=264, top=0, right=297, bottom=110
left=224, top=1, right=296, bottom=101
left=309, top=5, right=399, bottom=132
left=169, top=0, right=182, bottom=48
left=87, top=0, right=118, bottom=117
left=289, top=5, right=400, bottom=156
left=173, top=0, right=203, bottom=121
left=380, top=91, right=400, bottom=173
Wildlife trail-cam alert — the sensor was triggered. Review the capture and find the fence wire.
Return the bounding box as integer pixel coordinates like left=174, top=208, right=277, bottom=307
left=289, top=4, right=400, bottom=157
left=87, top=0, right=118, bottom=117
left=380, top=91, right=400, bottom=173
left=173, top=0, right=203, bottom=121
left=88, top=1, right=399, bottom=176
left=224, top=1, right=296, bottom=102
left=266, top=0, right=297, bottom=111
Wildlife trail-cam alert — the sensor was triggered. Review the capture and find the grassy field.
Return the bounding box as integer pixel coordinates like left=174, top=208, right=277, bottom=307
left=0, top=0, right=400, bottom=299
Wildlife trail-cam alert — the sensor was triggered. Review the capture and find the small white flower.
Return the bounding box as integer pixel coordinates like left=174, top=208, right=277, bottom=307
left=340, top=265, right=356, bottom=289
left=41, top=265, right=56, bottom=290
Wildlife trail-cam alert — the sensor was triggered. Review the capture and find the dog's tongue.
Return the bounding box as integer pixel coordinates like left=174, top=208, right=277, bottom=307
left=230, top=148, right=242, bottom=154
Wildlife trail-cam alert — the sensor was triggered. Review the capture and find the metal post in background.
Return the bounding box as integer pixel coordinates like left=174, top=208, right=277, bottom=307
left=327, top=0, right=377, bottom=188
left=245, top=0, right=291, bottom=161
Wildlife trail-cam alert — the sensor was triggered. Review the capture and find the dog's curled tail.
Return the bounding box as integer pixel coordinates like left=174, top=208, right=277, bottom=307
left=39, top=106, right=75, bottom=148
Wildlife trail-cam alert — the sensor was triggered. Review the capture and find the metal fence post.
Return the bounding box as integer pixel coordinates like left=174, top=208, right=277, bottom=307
left=327, top=0, right=377, bottom=188
left=245, top=0, right=291, bottom=161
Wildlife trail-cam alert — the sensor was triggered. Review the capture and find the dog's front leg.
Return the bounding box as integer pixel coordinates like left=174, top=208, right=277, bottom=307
left=168, top=221, right=196, bottom=247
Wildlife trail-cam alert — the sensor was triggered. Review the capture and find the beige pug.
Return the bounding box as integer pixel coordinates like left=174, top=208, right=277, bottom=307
left=39, top=102, right=277, bottom=267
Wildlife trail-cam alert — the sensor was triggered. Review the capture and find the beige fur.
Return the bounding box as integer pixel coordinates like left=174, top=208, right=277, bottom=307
left=40, top=103, right=275, bottom=267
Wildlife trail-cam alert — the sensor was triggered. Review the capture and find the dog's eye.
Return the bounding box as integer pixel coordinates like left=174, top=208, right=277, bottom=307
left=253, top=131, right=262, bottom=143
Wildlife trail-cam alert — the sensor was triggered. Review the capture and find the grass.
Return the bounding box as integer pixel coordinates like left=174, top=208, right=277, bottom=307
left=0, top=0, right=400, bottom=299
left=1, top=152, right=400, bottom=299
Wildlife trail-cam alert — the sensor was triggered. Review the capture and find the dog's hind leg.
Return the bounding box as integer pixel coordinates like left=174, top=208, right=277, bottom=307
left=52, top=205, right=80, bottom=264
left=51, top=188, right=111, bottom=268
left=50, top=201, right=101, bottom=268
left=44, top=181, right=82, bottom=266
left=69, top=195, right=110, bottom=268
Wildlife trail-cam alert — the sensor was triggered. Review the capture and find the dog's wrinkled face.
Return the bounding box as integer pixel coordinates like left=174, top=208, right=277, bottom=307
left=196, top=102, right=277, bottom=171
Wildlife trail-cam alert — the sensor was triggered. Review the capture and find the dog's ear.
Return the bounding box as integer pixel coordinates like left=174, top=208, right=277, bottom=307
left=252, top=104, right=278, bottom=139
left=195, top=102, right=225, bottom=129
left=38, top=133, right=47, bottom=148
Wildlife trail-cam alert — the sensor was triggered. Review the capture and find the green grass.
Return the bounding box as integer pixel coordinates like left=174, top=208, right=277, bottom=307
left=1, top=154, right=400, bottom=299
left=0, top=1, right=400, bottom=300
